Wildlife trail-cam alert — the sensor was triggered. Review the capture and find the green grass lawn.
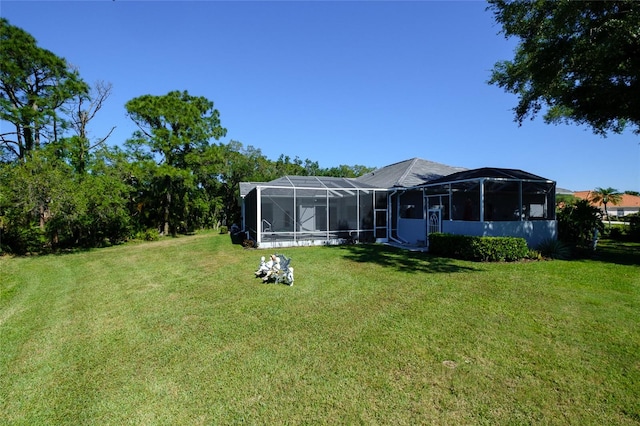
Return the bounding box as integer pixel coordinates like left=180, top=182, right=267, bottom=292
left=1, top=233, right=639, bottom=425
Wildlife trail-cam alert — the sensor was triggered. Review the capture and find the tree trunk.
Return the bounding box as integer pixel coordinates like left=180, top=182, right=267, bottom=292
left=604, top=202, right=611, bottom=229
left=39, top=204, right=46, bottom=230
left=163, top=190, right=171, bottom=236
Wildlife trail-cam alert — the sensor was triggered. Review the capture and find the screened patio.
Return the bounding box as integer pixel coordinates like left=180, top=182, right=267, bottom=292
left=392, top=168, right=557, bottom=248
left=241, top=176, right=389, bottom=249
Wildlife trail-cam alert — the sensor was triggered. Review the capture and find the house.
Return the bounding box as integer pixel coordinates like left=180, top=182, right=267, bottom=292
left=573, top=191, right=640, bottom=217
left=239, top=158, right=557, bottom=249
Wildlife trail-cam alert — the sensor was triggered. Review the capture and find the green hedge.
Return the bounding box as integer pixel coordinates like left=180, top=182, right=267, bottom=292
left=429, top=233, right=529, bottom=262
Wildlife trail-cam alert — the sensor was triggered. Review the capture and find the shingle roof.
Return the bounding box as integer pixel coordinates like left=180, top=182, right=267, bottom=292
left=355, top=158, right=466, bottom=188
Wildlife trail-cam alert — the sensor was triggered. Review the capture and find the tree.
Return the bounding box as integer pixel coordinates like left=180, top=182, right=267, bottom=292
left=321, top=164, right=375, bottom=178
left=0, top=147, right=72, bottom=252
left=590, top=187, right=622, bottom=228
left=487, top=1, right=640, bottom=135
left=215, top=142, right=272, bottom=226
left=188, top=141, right=277, bottom=228
left=555, top=193, right=577, bottom=209
left=557, top=198, right=604, bottom=249
left=273, top=155, right=307, bottom=176
left=0, top=18, right=88, bottom=161
left=63, top=80, right=116, bottom=174
left=125, top=90, right=227, bottom=235
left=73, top=151, right=133, bottom=246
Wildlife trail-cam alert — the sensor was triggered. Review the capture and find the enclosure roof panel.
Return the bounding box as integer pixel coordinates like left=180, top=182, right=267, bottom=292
left=355, top=157, right=467, bottom=188
left=419, top=167, right=554, bottom=186
left=240, top=182, right=262, bottom=197
left=257, top=175, right=381, bottom=190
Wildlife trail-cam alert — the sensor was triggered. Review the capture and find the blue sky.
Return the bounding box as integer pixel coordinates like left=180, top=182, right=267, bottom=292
left=2, top=0, right=639, bottom=192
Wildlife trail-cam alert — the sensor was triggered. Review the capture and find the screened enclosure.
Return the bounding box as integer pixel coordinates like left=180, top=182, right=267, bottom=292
left=240, top=165, right=558, bottom=250
left=419, top=168, right=556, bottom=222
left=387, top=168, right=557, bottom=248
left=242, top=176, right=388, bottom=249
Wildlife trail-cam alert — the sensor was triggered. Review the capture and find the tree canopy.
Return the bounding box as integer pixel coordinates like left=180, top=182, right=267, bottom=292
left=125, top=91, right=228, bottom=235
left=125, top=91, right=227, bottom=166
left=0, top=19, right=407, bottom=254
left=488, top=0, right=640, bottom=135
left=0, top=18, right=88, bottom=160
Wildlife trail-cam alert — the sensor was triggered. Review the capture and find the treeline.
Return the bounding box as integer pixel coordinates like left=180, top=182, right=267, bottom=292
left=0, top=19, right=372, bottom=254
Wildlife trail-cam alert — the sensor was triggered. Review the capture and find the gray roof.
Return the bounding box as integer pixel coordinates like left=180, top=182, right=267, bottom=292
left=421, top=167, right=553, bottom=185
left=241, top=158, right=468, bottom=196
left=556, top=187, right=573, bottom=195
left=355, top=158, right=466, bottom=188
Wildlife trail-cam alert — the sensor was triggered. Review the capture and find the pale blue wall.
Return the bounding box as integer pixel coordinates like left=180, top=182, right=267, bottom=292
left=441, top=220, right=557, bottom=248
left=397, top=218, right=427, bottom=245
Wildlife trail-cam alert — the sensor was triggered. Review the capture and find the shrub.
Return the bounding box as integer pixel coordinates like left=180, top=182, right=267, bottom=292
left=3, top=225, right=47, bottom=255
left=136, top=228, right=160, bottom=241
left=526, top=249, right=543, bottom=261
left=429, top=233, right=528, bottom=262
left=557, top=199, right=603, bottom=248
left=536, top=238, right=571, bottom=260
left=219, top=226, right=228, bottom=234
left=242, top=239, right=257, bottom=249
left=627, top=214, right=640, bottom=242
left=609, top=227, right=623, bottom=240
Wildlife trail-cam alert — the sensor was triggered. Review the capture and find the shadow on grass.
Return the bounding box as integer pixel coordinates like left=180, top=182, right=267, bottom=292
left=580, top=240, right=640, bottom=266
left=332, top=243, right=483, bottom=274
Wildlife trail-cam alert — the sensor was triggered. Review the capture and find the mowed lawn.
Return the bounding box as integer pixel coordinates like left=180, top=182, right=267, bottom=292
left=1, top=232, right=639, bottom=425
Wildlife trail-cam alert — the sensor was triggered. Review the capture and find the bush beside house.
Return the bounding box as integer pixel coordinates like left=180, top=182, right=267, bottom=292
left=429, top=233, right=529, bottom=262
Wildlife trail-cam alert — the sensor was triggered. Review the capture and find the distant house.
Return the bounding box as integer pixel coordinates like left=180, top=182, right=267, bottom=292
left=239, top=158, right=557, bottom=250
left=556, top=187, right=575, bottom=197
left=574, top=191, right=640, bottom=217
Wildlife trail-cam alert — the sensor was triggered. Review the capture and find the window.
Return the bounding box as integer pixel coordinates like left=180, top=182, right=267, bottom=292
left=527, top=204, right=544, bottom=218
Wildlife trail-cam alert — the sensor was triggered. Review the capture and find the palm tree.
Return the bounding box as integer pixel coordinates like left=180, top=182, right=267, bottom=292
left=590, top=187, right=622, bottom=229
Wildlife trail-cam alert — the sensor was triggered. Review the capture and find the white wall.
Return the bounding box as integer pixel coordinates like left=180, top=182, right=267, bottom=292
left=609, top=207, right=640, bottom=217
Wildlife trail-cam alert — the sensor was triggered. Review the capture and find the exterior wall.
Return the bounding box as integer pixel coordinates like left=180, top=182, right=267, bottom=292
left=396, top=218, right=427, bottom=246
left=441, top=220, right=557, bottom=248
left=611, top=207, right=640, bottom=217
